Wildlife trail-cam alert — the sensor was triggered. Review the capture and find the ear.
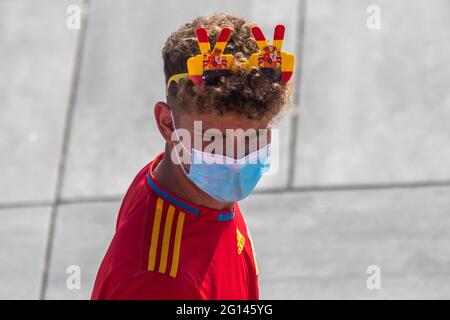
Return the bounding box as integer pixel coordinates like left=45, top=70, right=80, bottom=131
left=154, top=101, right=174, bottom=143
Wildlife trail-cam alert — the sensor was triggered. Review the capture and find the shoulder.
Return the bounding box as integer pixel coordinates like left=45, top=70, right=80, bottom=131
left=234, top=202, right=260, bottom=275
left=93, top=185, right=195, bottom=299
left=233, top=203, right=250, bottom=235
left=145, top=196, right=188, bottom=279
left=116, top=160, right=155, bottom=228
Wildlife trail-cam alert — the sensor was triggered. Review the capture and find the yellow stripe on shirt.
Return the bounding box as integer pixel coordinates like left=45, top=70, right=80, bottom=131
left=148, top=197, right=163, bottom=271
left=158, top=204, right=175, bottom=273
left=169, top=211, right=185, bottom=278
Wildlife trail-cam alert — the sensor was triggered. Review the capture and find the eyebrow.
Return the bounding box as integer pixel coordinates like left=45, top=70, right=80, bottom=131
left=197, top=130, right=265, bottom=138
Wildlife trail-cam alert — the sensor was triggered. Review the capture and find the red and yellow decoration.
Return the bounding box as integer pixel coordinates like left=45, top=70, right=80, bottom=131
left=166, top=23, right=295, bottom=95
left=187, top=26, right=234, bottom=86
left=246, top=24, right=295, bottom=83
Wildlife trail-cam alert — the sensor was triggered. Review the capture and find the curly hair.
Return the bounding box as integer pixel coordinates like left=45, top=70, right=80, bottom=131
left=162, top=12, right=292, bottom=121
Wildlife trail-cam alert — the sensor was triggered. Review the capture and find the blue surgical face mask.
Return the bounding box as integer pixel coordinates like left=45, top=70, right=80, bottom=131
left=170, top=111, right=271, bottom=203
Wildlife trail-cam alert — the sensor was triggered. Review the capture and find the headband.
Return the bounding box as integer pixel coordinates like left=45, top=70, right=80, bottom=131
left=166, top=24, right=295, bottom=96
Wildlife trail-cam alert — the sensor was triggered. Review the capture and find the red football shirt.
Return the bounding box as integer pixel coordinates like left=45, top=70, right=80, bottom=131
left=91, top=152, right=259, bottom=299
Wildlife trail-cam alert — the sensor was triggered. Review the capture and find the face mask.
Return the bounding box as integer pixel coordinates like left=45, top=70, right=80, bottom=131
left=170, top=111, right=271, bottom=203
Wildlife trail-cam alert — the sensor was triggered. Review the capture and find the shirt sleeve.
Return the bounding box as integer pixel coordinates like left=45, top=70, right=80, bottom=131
left=104, top=271, right=202, bottom=300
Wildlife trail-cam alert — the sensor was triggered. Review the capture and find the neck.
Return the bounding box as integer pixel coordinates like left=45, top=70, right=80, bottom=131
left=153, top=144, right=234, bottom=211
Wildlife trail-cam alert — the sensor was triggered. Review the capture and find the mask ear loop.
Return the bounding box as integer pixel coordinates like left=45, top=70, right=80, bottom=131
left=170, top=110, right=192, bottom=175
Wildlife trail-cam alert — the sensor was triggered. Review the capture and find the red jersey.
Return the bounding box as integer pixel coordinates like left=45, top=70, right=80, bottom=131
left=91, top=152, right=259, bottom=300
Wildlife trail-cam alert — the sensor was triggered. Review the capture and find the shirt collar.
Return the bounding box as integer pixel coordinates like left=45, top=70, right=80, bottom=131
left=146, top=153, right=236, bottom=223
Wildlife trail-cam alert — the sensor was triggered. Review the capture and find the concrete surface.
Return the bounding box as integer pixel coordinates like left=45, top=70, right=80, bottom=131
left=0, top=206, right=50, bottom=299
left=1, top=0, right=449, bottom=299
left=295, top=0, right=450, bottom=187
left=45, top=201, right=118, bottom=300
left=0, top=0, right=80, bottom=203
left=240, top=186, right=450, bottom=299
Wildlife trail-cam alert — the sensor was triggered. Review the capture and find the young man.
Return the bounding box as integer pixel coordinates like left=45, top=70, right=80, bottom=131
left=91, top=12, right=293, bottom=300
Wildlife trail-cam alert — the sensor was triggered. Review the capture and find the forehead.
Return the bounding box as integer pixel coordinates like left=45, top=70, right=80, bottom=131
left=178, top=111, right=272, bottom=131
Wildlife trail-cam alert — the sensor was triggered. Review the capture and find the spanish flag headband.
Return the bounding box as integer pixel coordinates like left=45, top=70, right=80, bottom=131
left=166, top=24, right=295, bottom=96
